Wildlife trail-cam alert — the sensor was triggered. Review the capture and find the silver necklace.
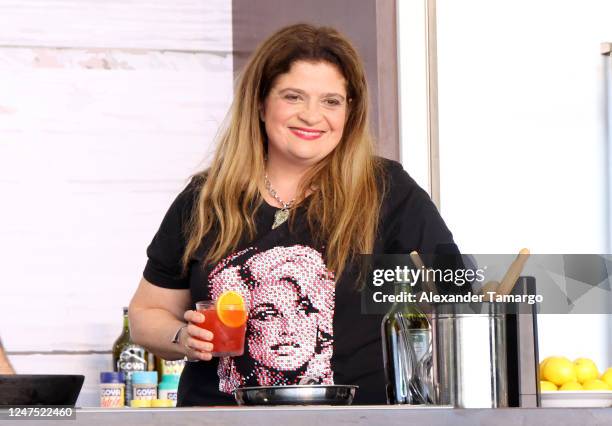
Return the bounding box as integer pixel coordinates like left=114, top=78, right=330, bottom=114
left=264, top=174, right=295, bottom=229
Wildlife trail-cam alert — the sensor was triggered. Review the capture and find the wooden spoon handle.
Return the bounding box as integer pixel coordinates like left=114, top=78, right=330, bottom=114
left=410, top=251, right=437, bottom=295
left=496, top=248, right=530, bottom=295
left=479, top=280, right=500, bottom=296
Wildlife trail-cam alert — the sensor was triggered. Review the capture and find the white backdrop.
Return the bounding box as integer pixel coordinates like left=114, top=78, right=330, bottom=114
left=0, top=0, right=233, bottom=406
left=399, top=0, right=611, bottom=369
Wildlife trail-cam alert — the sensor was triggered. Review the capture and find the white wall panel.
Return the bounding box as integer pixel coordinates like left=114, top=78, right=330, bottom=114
left=0, top=1, right=233, bottom=393
left=435, top=0, right=609, bottom=254
left=0, top=52, right=232, bottom=352
left=432, top=0, right=611, bottom=367
left=0, top=0, right=231, bottom=52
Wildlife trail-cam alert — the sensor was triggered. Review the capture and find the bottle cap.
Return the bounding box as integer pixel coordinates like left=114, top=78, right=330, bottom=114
left=151, top=399, right=174, bottom=408
left=100, top=372, right=125, bottom=384
left=132, top=371, right=158, bottom=385
left=130, top=399, right=152, bottom=408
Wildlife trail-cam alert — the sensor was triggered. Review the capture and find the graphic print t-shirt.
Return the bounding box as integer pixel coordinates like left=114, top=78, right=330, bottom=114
left=143, top=158, right=457, bottom=406
left=209, top=244, right=335, bottom=394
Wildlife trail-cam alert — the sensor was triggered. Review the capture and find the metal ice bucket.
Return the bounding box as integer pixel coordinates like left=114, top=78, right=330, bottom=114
left=431, top=302, right=508, bottom=408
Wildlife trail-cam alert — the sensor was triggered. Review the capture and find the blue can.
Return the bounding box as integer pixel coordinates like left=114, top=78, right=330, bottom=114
left=131, top=371, right=158, bottom=402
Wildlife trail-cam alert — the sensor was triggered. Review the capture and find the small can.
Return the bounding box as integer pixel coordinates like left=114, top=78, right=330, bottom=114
left=99, top=372, right=125, bottom=408
left=132, top=371, right=158, bottom=401
left=158, top=374, right=180, bottom=407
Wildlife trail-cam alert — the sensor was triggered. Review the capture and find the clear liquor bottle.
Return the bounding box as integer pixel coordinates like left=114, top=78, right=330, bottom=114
left=381, top=280, right=431, bottom=404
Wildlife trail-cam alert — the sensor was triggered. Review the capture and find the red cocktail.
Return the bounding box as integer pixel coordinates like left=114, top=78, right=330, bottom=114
left=196, top=297, right=247, bottom=357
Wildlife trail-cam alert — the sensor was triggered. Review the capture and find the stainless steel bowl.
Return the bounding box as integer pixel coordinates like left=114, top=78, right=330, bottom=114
left=234, top=385, right=358, bottom=406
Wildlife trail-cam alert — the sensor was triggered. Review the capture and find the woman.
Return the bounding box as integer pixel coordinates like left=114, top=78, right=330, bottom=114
left=129, top=23, right=456, bottom=405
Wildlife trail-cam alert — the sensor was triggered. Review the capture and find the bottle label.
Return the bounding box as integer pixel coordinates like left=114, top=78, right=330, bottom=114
left=408, top=330, right=430, bottom=361
left=117, top=345, right=147, bottom=373
left=161, top=359, right=185, bottom=376
left=100, top=385, right=124, bottom=408
left=100, top=388, right=122, bottom=397
left=134, top=386, right=157, bottom=400
left=118, top=362, right=146, bottom=372
left=159, top=390, right=178, bottom=402
left=117, top=344, right=148, bottom=404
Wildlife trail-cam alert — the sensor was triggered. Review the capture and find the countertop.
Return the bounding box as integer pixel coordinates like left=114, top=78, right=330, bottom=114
left=2, top=405, right=612, bottom=425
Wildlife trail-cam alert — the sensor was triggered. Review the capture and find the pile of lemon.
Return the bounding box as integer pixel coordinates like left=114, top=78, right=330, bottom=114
left=540, top=357, right=612, bottom=391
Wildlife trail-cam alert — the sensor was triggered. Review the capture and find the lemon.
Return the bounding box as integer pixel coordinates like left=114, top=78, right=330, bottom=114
left=540, top=380, right=557, bottom=391
left=573, top=358, right=599, bottom=384
left=601, top=367, right=612, bottom=388
left=582, top=379, right=610, bottom=391
left=541, top=356, right=577, bottom=386
left=539, top=356, right=556, bottom=378
left=559, top=381, right=582, bottom=391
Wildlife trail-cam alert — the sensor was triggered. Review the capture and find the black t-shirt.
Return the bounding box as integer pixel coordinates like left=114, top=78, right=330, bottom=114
left=143, top=158, right=457, bottom=406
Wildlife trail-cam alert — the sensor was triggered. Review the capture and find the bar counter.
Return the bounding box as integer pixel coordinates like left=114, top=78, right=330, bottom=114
left=4, top=405, right=612, bottom=425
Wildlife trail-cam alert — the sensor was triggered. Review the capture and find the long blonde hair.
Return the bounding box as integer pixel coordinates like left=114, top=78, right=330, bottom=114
left=182, top=23, right=384, bottom=281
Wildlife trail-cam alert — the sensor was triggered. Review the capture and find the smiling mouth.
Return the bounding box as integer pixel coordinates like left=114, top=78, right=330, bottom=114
left=289, top=127, right=326, bottom=140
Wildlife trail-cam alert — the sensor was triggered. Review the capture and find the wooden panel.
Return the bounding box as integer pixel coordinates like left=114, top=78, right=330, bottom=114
left=375, top=0, right=399, bottom=161
left=9, top=353, right=112, bottom=407
left=0, top=0, right=231, bottom=52
left=0, top=48, right=232, bottom=351
left=0, top=47, right=233, bottom=70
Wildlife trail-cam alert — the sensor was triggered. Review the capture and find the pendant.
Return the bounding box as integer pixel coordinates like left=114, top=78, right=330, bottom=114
left=272, top=208, right=290, bottom=229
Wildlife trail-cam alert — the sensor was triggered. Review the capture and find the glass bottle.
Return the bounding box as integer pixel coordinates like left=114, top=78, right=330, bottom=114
left=112, top=307, right=150, bottom=405
left=381, top=280, right=431, bottom=404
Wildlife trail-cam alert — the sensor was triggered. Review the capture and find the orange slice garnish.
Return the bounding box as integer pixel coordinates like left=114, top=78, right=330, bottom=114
left=216, top=291, right=247, bottom=327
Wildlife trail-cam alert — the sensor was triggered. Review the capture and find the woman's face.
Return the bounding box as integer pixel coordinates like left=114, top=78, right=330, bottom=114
left=261, top=60, right=348, bottom=167
left=247, top=280, right=319, bottom=371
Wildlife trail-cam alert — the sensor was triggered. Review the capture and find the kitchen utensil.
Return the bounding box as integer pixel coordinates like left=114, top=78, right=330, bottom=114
left=416, top=342, right=434, bottom=403
left=234, top=385, right=358, bottom=406
left=431, top=302, right=508, bottom=408
left=409, top=251, right=437, bottom=295
left=396, top=314, right=427, bottom=404
left=0, top=375, right=84, bottom=406
left=496, top=248, right=530, bottom=295
left=479, top=280, right=500, bottom=296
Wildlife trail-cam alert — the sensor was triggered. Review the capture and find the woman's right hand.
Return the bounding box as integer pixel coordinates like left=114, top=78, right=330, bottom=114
left=181, top=310, right=215, bottom=361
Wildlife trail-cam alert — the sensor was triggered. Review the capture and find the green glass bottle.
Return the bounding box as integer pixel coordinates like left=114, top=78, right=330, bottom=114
left=112, top=307, right=150, bottom=405
left=381, top=280, right=431, bottom=404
